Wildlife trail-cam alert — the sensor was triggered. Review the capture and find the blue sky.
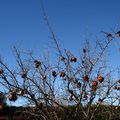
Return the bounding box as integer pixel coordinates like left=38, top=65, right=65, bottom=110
left=0, top=0, right=120, bottom=106
left=0, top=0, right=120, bottom=66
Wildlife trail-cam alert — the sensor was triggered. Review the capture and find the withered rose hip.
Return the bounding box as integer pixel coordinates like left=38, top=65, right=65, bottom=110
left=97, top=75, right=104, bottom=83
left=83, top=75, right=89, bottom=81
left=70, top=56, right=77, bottom=62
left=0, top=69, right=3, bottom=75
left=60, top=71, right=65, bottom=77
left=52, top=71, right=57, bottom=77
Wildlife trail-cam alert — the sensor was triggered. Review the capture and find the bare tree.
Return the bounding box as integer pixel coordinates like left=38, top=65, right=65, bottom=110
left=0, top=28, right=119, bottom=120
left=0, top=1, right=120, bottom=119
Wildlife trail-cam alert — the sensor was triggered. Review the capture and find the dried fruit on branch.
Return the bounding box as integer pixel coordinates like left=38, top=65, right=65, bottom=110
left=0, top=69, right=3, bottom=75
left=8, top=93, right=17, bottom=101
left=70, top=56, right=77, bottom=62
left=90, top=86, right=97, bottom=91
left=97, top=75, right=104, bottom=83
left=18, top=89, right=24, bottom=96
left=83, top=75, right=89, bottom=81
left=92, top=81, right=98, bottom=86
left=52, top=71, right=57, bottom=77
left=60, top=71, right=65, bottom=77
left=34, top=60, right=41, bottom=68
left=21, top=72, right=27, bottom=78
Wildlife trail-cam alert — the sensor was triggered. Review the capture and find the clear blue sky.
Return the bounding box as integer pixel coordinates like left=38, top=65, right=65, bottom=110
left=0, top=0, right=120, bottom=106
left=0, top=0, right=120, bottom=69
